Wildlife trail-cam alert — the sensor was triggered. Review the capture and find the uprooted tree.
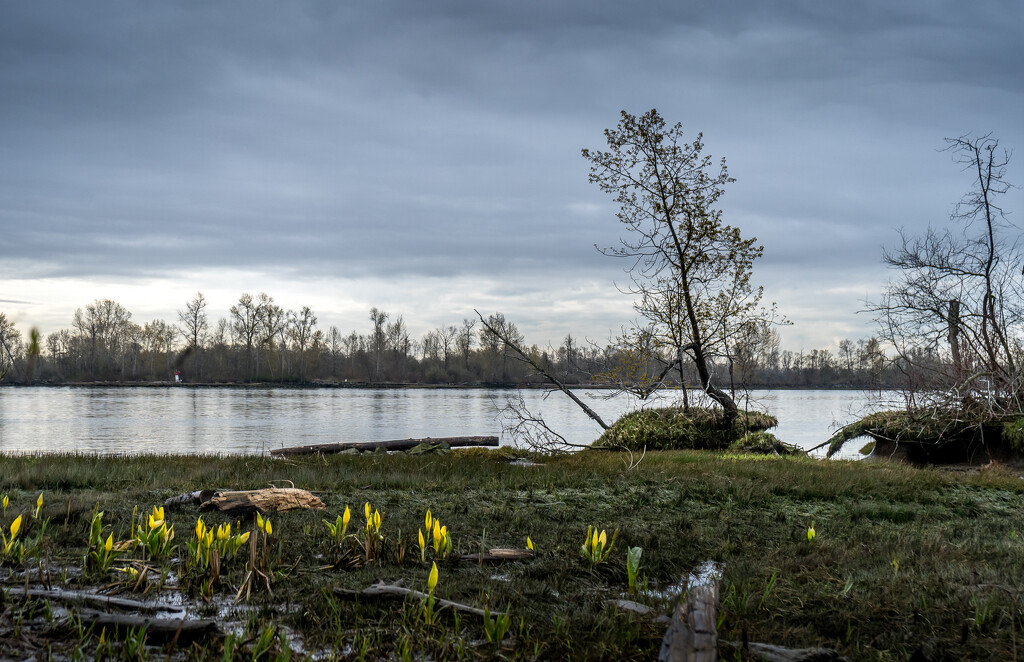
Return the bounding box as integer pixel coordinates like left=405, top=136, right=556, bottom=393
left=829, top=133, right=1021, bottom=459
left=583, top=109, right=776, bottom=426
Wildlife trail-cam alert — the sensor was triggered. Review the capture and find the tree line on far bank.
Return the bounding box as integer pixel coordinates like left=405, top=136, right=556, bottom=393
left=1, top=295, right=896, bottom=389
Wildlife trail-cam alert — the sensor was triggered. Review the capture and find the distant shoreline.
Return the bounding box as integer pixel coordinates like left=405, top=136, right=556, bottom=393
left=0, top=381, right=880, bottom=391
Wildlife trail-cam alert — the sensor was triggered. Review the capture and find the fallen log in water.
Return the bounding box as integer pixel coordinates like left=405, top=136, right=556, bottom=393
left=458, top=548, right=534, bottom=564
left=333, top=581, right=502, bottom=618
left=270, top=436, right=499, bottom=456
left=744, top=642, right=849, bottom=662
left=74, top=608, right=222, bottom=644
left=7, top=587, right=183, bottom=615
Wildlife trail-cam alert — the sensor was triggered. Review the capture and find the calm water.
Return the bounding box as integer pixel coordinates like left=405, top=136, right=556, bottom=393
left=0, top=386, right=886, bottom=456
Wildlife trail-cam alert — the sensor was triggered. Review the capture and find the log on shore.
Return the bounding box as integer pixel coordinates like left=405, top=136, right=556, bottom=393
left=74, top=608, right=222, bottom=644
left=8, top=588, right=184, bottom=615
left=199, top=488, right=326, bottom=515
left=724, top=642, right=849, bottom=662
left=333, top=581, right=502, bottom=618
left=270, top=436, right=499, bottom=456
left=458, top=548, right=534, bottom=564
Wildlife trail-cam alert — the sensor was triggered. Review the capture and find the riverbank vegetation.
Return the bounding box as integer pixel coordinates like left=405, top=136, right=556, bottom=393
left=0, top=449, right=1021, bottom=659
left=0, top=304, right=895, bottom=390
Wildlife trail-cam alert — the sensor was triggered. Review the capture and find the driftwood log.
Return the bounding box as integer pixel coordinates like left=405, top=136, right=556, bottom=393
left=333, top=581, right=502, bottom=618
left=659, top=580, right=719, bottom=662
left=723, top=642, right=849, bottom=662
left=458, top=548, right=534, bottom=564
left=164, top=490, right=219, bottom=508
left=74, top=608, right=222, bottom=644
left=197, top=488, right=326, bottom=515
left=270, top=436, right=499, bottom=456
left=7, top=588, right=183, bottom=615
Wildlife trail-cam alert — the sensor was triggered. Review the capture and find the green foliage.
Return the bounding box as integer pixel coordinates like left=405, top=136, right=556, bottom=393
left=84, top=509, right=130, bottom=576
left=625, top=546, right=643, bottom=594
left=1, top=513, right=25, bottom=564
left=483, top=607, right=512, bottom=644
left=580, top=525, right=617, bottom=566
left=594, top=406, right=777, bottom=450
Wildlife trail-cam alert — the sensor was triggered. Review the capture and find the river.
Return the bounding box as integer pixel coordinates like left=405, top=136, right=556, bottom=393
left=0, top=386, right=889, bottom=456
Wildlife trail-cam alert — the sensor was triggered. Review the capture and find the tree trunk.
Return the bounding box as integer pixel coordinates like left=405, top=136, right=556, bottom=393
left=948, top=299, right=963, bottom=377
left=270, top=436, right=499, bottom=456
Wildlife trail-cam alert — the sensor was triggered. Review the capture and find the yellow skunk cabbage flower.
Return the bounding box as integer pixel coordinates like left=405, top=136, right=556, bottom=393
left=364, top=502, right=371, bottom=521
left=418, top=528, right=426, bottom=550
left=257, top=512, right=272, bottom=535
left=425, top=509, right=432, bottom=532
left=373, top=510, right=381, bottom=533
left=10, top=514, right=22, bottom=538
left=527, top=536, right=535, bottom=552
left=343, top=505, right=351, bottom=533
left=239, top=531, right=251, bottom=545
left=105, top=533, right=113, bottom=554
left=217, top=523, right=230, bottom=541
left=2, top=496, right=8, bottom=514
left=432, top=520, right=441, bottom=549
left=34, top=493, right=43, bottom=518
left=807, top=522, right=816, bottom=542
left=427, top=561, right=438, bottom=593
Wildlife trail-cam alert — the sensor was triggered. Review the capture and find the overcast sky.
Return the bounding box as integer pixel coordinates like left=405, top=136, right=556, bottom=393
left=2, top=1, right=1021, bottom=351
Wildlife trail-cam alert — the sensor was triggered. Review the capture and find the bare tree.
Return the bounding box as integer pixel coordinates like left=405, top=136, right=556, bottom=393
left=259, top=297, right=287, bottom=379
left=872, top=133, right=1020, bottom=415
left=457, top=318, right=475, bottom=372
left=177, top=292, right=208, bottom=379
left=369, top=307, right=388, bottom=381
left=72, top=299, right=134, bottom=379
left=230, top=293, right=262, bottom=378
left=287, top=306, right=318, bottom=381
left=438, top=324, right=457, bottom=371
left=0, top=313, right=21, bottom=381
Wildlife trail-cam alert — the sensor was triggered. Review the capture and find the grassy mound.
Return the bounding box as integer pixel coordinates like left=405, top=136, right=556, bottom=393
left=593, top=406, right=777, bottom=451
left=826, top=408, right=1024, bottom=462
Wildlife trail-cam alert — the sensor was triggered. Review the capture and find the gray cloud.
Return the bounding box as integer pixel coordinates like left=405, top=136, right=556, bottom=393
left=1, top=1, right=1022, bottom=347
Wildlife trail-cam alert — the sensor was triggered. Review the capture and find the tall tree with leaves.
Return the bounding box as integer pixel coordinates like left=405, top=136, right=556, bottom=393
left=583, top=109, right=771, bottom=424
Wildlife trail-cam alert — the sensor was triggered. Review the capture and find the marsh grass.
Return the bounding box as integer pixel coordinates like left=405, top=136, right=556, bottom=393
left=0, top=449, right=1023, bottom=659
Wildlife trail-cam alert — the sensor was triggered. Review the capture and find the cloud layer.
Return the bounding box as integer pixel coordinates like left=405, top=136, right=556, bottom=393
left=2, top=1, right=1022, bottom=348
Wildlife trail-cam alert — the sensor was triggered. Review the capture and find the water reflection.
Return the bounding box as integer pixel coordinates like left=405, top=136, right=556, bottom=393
left=0, top=387, right=885, bottom=456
